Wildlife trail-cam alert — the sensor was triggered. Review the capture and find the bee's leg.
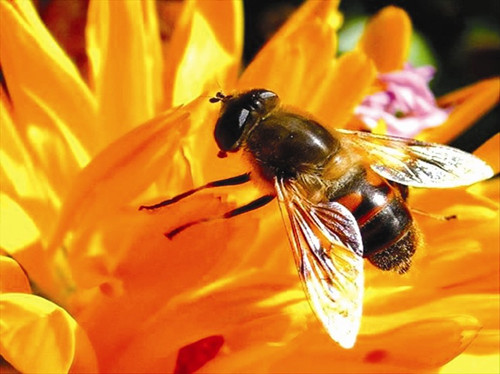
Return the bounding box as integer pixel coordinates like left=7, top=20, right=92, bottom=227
left=391, top=182, right=456, bottom=220
left=165, top=194, right=275, bottom=239
left=138, top=173, right=251, bottom=211
left=411, top=208, right=457, bottom=221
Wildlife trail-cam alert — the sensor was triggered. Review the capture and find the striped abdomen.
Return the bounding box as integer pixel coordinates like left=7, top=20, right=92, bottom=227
left=331, top=166, right=418, bottom=273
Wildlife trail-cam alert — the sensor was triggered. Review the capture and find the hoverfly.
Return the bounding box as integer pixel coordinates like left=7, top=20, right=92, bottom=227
left=140, top=89, right=494, bottom=348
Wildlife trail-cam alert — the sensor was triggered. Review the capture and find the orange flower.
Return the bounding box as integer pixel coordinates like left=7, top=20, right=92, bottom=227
left=1, top=1, right=498, bottom=373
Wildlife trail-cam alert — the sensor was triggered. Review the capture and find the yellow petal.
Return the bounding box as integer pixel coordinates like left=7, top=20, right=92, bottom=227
left=0, top=86, right=89, bottom=215
left=0, top=293, right=97, bottom=373
left=238, top=0, right=342, bottom=106
left=87, top=0, right=164, bottom=140
left=467, top=178, right=499, bottom=208
left=419, top=77, right=500, bottom=143
left=309, top=50, right=377, bottom=129
left=8, top=239, right=70, bottom=307
left=1, top=90, right=59, bottom=226
left=0, top=0, right=98, bottom=156
left=0, top=257, right=32, bottom=294
left=1, top=1, right=97, bottom=210
left=0, top=194, right=39, bottom=253
left=358, top=6, right=411, bottom=73
left=163, top=0, right=243, bottom=107
left=442, top=353, right=500, bottom=374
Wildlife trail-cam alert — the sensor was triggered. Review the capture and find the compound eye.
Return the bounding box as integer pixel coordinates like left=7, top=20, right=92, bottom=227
left=212, top=89, right=280, bottom=152
left=214, top=103, right=253, bottom=151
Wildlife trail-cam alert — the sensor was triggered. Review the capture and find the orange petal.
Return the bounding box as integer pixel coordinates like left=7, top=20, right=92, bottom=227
left=215, top=315, right=480, bottom=373
left=361, top=316, right=480, bottom=370
left=0, top=2, right=96, bottom=208
left=309, top=50, right=377, bottom=129
left=196, top=0, right=243, bottom=72
left=65, top=193, right=254, bottom=371
left=473, top=133, right=500, bottom=174
left=0, top=89, right=54, bottom=202
left=87, top=0, right=164, bottom=140
left=0, top=293, right=97, bottom=373
left=0, top=0, right=98, bottom=157
left=238, top=0, right=342, bottom=107
left=163, top=0, right=243, bottom=107
left=0, top=86, right=89, bottom=222
left=418, top=77, right=500, bottom=143
left=47, top=101, right=199, bottom=257
left=467, top=178, right=499, bottom=207
left=91, top=271, right=302, bottom=372
left=9, top=241, right=68, bottom=306
left=1, top=91, right=65, bottom=243
left=0, top=257, right=31, bottom=294
left=358, top=6, right=411, bottom=73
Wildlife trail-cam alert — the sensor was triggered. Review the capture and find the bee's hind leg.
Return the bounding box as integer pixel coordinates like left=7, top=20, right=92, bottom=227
left=390, top=182, right=456, bottom=221
left=138, top=172, right=252, bottom=211
left=411, top=208, right=457, bottom=221
left=165, top=194, right=275, bottom=239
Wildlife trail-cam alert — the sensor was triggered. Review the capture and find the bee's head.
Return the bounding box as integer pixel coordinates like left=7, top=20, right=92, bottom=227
left=212, top=89, right=279, bottom=155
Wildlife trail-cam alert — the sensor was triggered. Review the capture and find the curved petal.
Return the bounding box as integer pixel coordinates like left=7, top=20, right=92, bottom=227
left=204, top=315, right=480, bottom=373
left=366, top=294, right=498, bottom=358
left=86, top=272, right=303, bottom=372
left=0, top=0, right=98, bottom=156
left=238, top=0, right=342, bottom=106
left=0, top=257, right=31, bottom=294
left=163, top=0, right=243, bottom=107
left=418, top=77, right=500, bottom=143
left=360, top=315, right=480, bottom=370
left=86, top=0, right=163, bottom=140
left=473, top=133, right=500, bottom=175
left=358, top=6, right=411, bottom=73
left=196, top=0, right=243, bottom=71
left=47, top=101, right=200, bottom=258
left=467, top=179, right=499, bottom=210
left=0, top=91, right=60, bottom=240
left=309, top=50, right=377, bottom=129
left=0, top=293, right=97, bottom=373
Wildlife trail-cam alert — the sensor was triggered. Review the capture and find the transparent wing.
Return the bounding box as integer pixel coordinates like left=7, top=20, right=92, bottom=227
left=337, top=129, right=494, bottom=188
left=275, top=177, right=364, bottom=348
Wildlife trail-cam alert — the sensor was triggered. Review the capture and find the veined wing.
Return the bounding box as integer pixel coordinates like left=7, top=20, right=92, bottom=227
left=337, top=129, right=494, bottom=188
left=275, top=177, right=364, bottom=348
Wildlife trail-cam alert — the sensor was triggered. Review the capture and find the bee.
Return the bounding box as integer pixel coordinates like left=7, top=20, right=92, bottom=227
left=140, top=89, right=494, bottom=348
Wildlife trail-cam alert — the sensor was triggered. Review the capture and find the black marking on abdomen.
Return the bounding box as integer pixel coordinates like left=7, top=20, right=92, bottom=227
left=330, top=166, right=416, bottom=271
left=358, top=196, right=413, bottom=257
